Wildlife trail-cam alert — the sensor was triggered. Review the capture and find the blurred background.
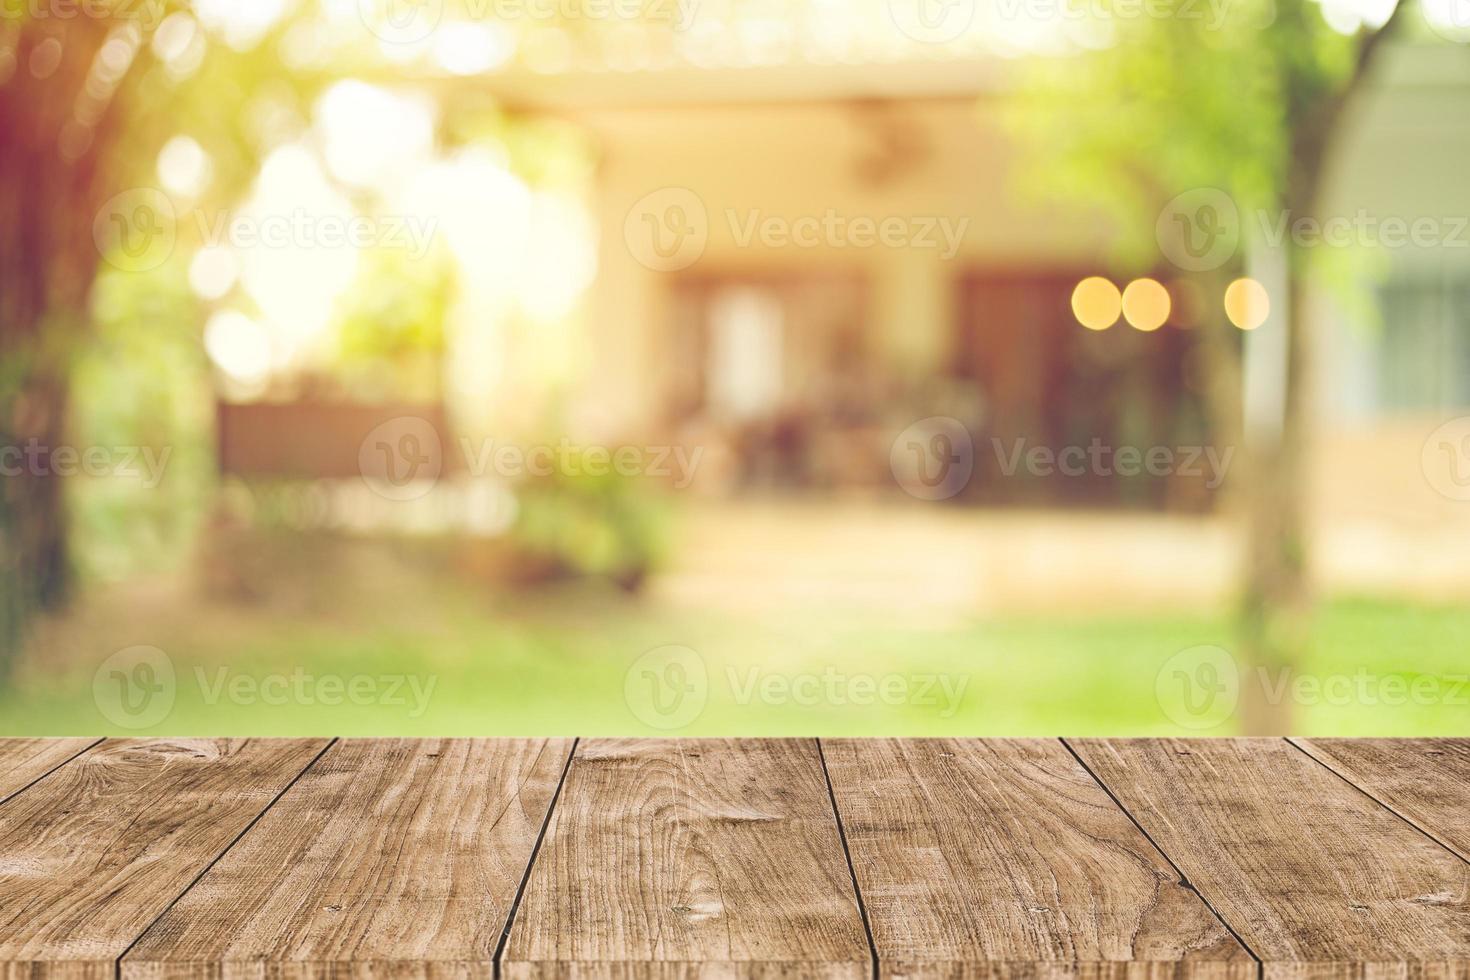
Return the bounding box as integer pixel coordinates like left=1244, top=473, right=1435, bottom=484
left=2, top=0, right=1469, bottom=736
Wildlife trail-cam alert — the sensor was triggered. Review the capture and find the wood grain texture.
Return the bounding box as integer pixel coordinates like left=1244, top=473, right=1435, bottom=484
left=1295, top=739, right=1470, bottom=862
left=823, top=739, right=1253, bottom=980
left=0, top=739, right=97, bottom=803
left=123, top=739, right=575, bottom=980
left=0, top=738, right=329, bottom=980
left=502, top=738, right=870, bottom=980
left=1071, top=738, right=1470, bottom=980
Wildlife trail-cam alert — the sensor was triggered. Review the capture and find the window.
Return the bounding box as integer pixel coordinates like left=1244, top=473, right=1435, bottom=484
left=1377, top=273, right=1470, bottom=412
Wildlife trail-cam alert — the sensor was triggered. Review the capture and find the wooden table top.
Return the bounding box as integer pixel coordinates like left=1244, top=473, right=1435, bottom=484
left=0, top=738, right=1466, bottom=980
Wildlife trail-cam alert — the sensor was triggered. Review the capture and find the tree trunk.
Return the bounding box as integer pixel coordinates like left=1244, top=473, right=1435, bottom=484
left=0, top=14, right=139, bottom=677
left=0, top=381, right=72, bottom=681
left=1237, top=248, right=1312, bottom=735
left=1229, top=0, right=1403, bottom=735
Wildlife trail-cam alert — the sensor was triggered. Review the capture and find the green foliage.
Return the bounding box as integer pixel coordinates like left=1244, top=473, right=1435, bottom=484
left=1006, top=0, right=1377, bottom=262
left=69, top=259, right=214, bottom=580
left=330, top=246, right=456, bottom=401
left=511, top=451, right=671, bottom=593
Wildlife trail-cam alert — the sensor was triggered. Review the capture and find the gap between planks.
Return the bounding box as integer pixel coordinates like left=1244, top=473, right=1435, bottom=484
left=815, top=739, right=880, bottom=980
left=112, top=738, right=339, bottom=980
left=1286, top=737, right=1470, bottom=869
left=1060, top=737, right=1266, bottom=972
left=491, top=737, right=581, bottom=980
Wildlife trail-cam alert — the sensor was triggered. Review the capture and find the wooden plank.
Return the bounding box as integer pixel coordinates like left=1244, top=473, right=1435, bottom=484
left=1071, top=738, right=1470, bottom=980
left=1294, top=738, right=1470, bottom=862
left=823, top=738, right=1254, bottom=980
left=124, top=738, right=574, bottom=980
left=0, top=739, right=97, bottom=803
left=0, top=738, right=329, bottom=980
left=502, top=738, right=871, bottom=980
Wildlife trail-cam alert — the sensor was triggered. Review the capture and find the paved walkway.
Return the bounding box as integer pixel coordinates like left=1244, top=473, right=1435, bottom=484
left=654, top=499, right=1470, bottom=616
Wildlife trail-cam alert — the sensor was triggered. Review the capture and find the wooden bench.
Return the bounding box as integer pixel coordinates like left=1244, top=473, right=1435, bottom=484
left=0, top=738, right=1465, bottom=980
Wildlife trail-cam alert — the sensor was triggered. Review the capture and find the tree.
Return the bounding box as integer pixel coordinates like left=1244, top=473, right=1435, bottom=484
left=1009, top=0, right=1412, bottom=731
left=0, top=0, right=334, bottom=674
left=1, top=7, right=156, bottom=672
left=0, top=0, right=571, bottom=675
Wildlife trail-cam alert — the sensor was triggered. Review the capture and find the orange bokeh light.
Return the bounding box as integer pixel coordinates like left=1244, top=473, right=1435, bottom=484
left=1224, top=278, right=1270, bottom=330
left=1072, top=276, right=1121, bottom=331
left=1122, top=278, right=1171, bottom=332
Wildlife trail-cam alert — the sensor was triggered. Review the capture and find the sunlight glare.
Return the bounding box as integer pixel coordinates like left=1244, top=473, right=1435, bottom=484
left=520, top=191, right=598, bottom=322
left=189, top=245, right=239, bottom=300
left=158, top=135, right=211, bottom=198
left=204, top=310, right=272, bottom=385
left=317, top=81, right=435, bottom=191
left=193, top=0, right=288, bottom=50
left=237, top=144, right=358, bottom=351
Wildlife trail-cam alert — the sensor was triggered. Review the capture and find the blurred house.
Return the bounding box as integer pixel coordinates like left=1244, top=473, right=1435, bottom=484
left=195, top=15, right=1470, bottom=609
left=464, top=36, right=1470, bottom=601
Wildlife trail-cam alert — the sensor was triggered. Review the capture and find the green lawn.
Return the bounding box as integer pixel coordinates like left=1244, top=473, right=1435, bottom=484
left=1, top=585, right=1466, bottom=736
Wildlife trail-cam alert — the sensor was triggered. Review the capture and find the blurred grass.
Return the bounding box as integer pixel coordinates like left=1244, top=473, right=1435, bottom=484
left=0, top=585, right=1465, bottom=736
